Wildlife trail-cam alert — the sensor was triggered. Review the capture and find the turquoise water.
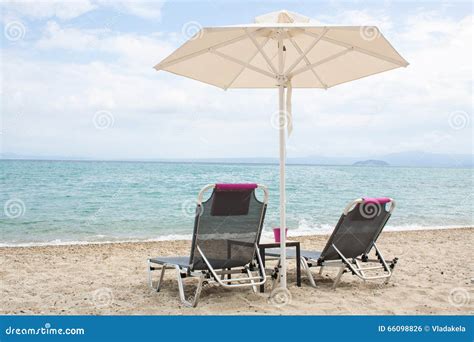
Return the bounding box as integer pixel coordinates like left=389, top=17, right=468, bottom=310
left=0, top=160, right=472, bottom=246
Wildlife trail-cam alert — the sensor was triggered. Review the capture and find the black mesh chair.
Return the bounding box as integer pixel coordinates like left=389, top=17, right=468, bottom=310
left=148, top=183, right=269, bottom=307
left=267, top=198, right=398, bottom=289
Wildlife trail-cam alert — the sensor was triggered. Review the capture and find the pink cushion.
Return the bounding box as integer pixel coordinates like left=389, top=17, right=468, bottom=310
left=363, top=197, right=391, bottom=205
left=215, top=183, right=258, bottom=191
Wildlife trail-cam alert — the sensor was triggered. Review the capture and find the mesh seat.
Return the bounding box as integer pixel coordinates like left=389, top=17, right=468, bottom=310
left=147, top=183, right=268, bottom=307
left=263, top=197, right=397, bottom=290
left=149, top=256, right=190, bottom=268
left=320, top=200, right=392, bottom=261
left=189, top=184, right=266, bottom=271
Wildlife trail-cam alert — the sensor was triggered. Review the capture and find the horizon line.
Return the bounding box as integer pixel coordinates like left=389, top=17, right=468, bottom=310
left=1, top=157, right=473, bottom=169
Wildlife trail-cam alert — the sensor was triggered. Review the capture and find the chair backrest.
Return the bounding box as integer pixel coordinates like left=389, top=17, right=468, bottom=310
left=189, top=184, right=268, bottom=271
left=319, top=197, right=395, bottom=261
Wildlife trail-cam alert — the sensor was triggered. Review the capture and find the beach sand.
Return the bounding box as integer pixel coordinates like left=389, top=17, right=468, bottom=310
left=1, top=228, right=472, bottom=315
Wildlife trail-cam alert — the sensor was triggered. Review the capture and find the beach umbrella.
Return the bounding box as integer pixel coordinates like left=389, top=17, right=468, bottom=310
left=153, top=10, right=408, bottom=289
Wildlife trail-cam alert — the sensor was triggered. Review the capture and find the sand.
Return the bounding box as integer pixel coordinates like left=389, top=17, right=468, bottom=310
left=0, top=228, right=472, bottom=315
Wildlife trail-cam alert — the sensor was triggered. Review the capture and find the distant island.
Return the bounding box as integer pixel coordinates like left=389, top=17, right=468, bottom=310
left=352, top=160, right=389, bottom=166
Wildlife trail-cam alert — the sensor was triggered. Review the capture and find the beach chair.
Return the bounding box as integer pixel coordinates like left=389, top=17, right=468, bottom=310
left=267, top=197, right=398, bottom=289
left=147, top=183, right=269, bottom=307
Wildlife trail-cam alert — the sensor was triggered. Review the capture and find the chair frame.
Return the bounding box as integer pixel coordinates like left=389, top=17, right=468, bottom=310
left=302, top=241, right=398, bottom=289
left=147, top=184, right=269, bottom=307
left=276, top=198, right=398, bottom=290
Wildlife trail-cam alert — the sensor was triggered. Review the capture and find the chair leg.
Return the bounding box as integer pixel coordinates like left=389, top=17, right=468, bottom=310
left=319, top=266, right=324, bottom=275
left=300, top=257, right=316, bottom=287
left=156, top=266, right=166, bottom=292
left=148, top=260, right=167, bottom=292
left=246, top=267, right=258, bottom=294
left=175, top=266, right=204, bottom=308
left=147, top=260, right=153, bottom=289
left=354, top=259, right=366, bottom=282
left=332, top=265, right=345, bottom=290
left=384, top=261, right=397, bottom=284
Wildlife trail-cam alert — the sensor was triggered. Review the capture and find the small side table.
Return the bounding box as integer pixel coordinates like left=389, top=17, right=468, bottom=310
left=257, top=240, right=301, bottom=293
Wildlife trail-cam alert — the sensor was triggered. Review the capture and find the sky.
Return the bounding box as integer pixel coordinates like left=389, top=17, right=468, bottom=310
left=0, top=0, right=472, bottom=160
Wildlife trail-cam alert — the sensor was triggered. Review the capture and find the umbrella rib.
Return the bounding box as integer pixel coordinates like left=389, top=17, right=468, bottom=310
left=244, top=28, right=278, bottom=75
left=210, top=49, right=275, bottom=79
left=303, top=31, right=408, bottom=67
left=224, top=36, right=272, bottom=89
left=155, top=29, right=263, bottom=70
left=285, top=27, right=328, bottom=75
left=289, top=47, right=353, bottom=78
left=287, top=35, right=328, bottom=89
left=324, top=63, right=401, bottom=89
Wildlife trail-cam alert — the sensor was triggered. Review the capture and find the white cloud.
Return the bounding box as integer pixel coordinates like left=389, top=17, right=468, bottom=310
left=97, top=0, right=164, bottom=20
left=1, top=0, right=97, bottom=20
left=0, top=0, right=164, bottom=21
left=36, top=21, right=174, bottom=67
left=314, top=9, right=394, bottom=34
left=37, top=21, right=100, bottom=50
left=1, top=7, right=472, bottom=159
left=397, top=10, right=463, bottom=43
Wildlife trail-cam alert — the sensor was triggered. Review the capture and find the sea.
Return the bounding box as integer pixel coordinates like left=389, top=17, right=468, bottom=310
left=0, top=160, right=472, bottom=246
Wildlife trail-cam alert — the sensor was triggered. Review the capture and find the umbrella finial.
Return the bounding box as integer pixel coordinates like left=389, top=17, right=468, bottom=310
left=277, top=11, right=294, bottom=23
left=254, top=10, right=310, bottom=24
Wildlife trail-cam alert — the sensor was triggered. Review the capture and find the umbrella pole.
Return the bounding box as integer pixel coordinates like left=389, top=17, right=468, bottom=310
left=278, top=82, right=287, bottom=289
left=278, top=35, right=287, bottom=289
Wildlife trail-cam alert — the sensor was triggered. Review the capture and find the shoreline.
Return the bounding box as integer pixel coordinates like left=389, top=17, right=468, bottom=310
left=1, top=226, right=472, bottom=248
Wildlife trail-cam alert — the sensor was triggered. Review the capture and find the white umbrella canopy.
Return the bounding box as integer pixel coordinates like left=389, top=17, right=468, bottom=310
left=154, top=9, right=408, bottom=289
left=155, top=10, right=408, bottom=89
